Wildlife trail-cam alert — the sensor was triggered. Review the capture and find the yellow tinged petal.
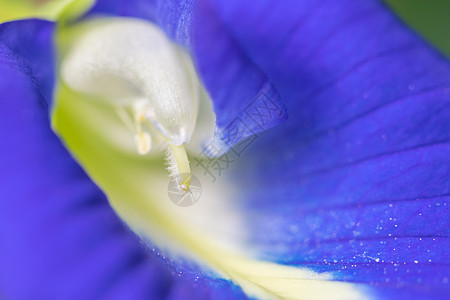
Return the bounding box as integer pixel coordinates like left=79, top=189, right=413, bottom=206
left=0, top=0, right=93, bottom=23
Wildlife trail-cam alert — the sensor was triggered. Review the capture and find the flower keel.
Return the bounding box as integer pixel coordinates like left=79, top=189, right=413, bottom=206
left=61, top=17, right=200, bottom=190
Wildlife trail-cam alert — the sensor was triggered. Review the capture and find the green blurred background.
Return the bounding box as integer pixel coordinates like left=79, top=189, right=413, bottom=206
left=385, top=0, right=450, bottom=57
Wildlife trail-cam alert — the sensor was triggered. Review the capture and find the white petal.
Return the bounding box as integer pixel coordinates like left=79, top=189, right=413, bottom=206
left=61, top=18, right=199, bottom=145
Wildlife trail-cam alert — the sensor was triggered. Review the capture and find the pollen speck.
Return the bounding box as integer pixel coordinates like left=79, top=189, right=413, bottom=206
left=134, top=132, right=151, bottom=155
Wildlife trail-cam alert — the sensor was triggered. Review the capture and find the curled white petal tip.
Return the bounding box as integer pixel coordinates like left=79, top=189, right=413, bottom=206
left=61, top=17, right=199, bottom=145
left=61, top=17, right=202, bottom=190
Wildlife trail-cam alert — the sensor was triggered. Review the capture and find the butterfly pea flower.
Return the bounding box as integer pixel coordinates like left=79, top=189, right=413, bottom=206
left=0, top=0, right=449, bottom=300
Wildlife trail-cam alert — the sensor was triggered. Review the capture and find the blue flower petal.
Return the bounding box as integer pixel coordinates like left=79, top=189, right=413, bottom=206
left=0, top=19, right=247, bottom=300
left=87, top=0, right=288, bottom=151
left=86, top=0, right=157, bottom=23
left=5, top=1, right=449, bottom=299
left=0, top=19, right=55, bottom=103
left=201, top=0, right=450, bottom=298
left=85, top=1, right=450, bottom=298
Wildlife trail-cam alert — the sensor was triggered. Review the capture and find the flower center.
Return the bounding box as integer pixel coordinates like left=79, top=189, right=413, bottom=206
left=61, top=18, right=201, bottom=191
left=55, top=17, right=370, bottom=300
